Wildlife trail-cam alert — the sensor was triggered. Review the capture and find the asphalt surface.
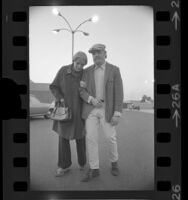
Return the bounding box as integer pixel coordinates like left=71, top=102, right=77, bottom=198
left=30, top=109, right=154, bottom=191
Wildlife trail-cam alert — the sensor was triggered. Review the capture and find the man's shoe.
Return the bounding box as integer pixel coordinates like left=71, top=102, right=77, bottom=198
left=81, top=168, right=100, bottom=182
left=55, top=167, right=70, bottom=177
left=111, top=162, right=120, bottom=176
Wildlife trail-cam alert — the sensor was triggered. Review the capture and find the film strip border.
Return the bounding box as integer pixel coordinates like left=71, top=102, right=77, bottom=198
left=2, top=0, right=181, bottom=199
left=155, top=1, right=181, bottom=200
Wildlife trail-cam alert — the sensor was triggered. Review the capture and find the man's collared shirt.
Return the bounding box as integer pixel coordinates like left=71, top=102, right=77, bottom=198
left=94, top=62, right=106, bottom=100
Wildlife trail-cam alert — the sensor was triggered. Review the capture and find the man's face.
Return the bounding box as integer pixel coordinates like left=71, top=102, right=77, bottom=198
left=92, top=50, right=106, bottom=66
left=73, top=58, right=86, bottom=71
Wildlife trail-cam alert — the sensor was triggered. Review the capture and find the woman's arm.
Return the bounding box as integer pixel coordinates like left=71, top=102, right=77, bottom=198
left=79, top=70, right=91, bottom=103
left=49, top=68, right=64, bottom=101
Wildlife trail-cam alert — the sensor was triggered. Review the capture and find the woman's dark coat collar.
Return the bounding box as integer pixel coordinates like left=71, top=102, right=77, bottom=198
left=66, top=64, right=73, bottom=75
left=65, top=64, right=83, bottom=77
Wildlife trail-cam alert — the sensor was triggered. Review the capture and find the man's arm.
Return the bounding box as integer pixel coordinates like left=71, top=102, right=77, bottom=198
left=79, top=70, right=102, bottom=107
left=113, top=67, right=124, bottom=116
left=79, top=70, right=92, bottom=103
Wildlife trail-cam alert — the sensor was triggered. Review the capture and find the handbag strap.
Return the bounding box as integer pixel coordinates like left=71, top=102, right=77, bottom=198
left=60, top=99, right=66, bottom=108
left=56, top=99, right=66, bottom=108
left=52, top=105, right=58, bottom=114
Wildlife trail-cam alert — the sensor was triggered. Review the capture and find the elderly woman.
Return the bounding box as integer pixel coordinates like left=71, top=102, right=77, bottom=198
left=49, top=51, right=87, bottom=177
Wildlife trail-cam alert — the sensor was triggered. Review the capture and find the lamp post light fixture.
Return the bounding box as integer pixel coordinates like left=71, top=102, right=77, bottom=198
left=52, top=8, right=59, bottom=16
left=91, top=15, right=99, bottom=23
left=52, top=8, right=99, bottom=61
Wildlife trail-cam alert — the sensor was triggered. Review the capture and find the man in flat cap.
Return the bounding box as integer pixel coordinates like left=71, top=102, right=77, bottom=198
left=79, top=44, right=124, bottom=182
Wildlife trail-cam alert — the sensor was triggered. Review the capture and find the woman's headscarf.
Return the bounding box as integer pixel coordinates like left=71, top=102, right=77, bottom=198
left=73, top=51, right=88, bottom=65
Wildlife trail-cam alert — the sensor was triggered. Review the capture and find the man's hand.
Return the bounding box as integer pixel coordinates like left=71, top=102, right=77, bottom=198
left=91, top=98, right=103, bottom=108
left=110, top=116, right=120, bottom=126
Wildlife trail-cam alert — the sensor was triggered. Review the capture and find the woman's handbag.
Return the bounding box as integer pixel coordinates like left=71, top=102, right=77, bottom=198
left=50, top=99, right=72, bottom=121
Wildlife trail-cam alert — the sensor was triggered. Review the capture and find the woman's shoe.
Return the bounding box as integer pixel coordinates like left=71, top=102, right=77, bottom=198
left=111, top=162, right=120, bottom=176
left=79, top=165, right=87, bottom=171
left=55, top=167, right=70, bottom=177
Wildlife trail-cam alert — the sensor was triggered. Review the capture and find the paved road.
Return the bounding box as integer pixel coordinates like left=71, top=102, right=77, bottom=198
left=139, top=109, right=154, bottom=114
left=30, top=110, right=154, bottom=191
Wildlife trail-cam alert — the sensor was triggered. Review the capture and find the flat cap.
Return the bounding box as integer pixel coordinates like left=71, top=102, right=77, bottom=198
left=88, top=43, right=106, bottom=53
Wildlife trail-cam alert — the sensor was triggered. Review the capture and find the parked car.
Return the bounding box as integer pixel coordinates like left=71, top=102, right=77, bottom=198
left=30, top=94, right=52, bottom=118
left=132, top=104, right=140, bottom=110
left=128, top=103, right=140, bottom=110
left=47, top=100, right=55, bottom=116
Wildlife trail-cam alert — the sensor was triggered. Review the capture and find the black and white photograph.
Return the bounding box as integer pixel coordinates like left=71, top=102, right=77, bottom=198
left=29, top=6, right=154, bottom=191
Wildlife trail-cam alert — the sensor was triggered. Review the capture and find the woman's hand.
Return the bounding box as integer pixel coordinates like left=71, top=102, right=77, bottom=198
left=80, top=81, right=87, bottom=88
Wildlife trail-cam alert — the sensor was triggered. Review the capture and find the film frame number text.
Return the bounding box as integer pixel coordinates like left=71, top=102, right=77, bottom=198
left=171, top=84, right=180, bottom=128
left=171, top=0, right=180, bottom=8
left=172, top=184, right=181, bottom=200
left=171, top=0, right=180, bottom=31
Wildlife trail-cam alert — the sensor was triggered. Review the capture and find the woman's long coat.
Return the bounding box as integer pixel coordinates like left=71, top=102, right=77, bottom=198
left=49, top=64, right=85, bottom=140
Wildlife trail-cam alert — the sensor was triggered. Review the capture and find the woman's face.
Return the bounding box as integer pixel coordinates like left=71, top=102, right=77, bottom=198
left=73, top=58, right=86, bottom=71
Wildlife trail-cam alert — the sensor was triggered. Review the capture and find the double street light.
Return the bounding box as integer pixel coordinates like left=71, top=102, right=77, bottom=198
left=52, top=8, right=99, bottom=61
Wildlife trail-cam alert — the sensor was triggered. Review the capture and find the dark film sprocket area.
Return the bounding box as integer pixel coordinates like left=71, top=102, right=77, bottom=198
left=12, top=12, right=27, bottom=22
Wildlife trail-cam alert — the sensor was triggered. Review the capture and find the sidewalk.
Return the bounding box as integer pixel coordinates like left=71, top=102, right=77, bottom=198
left=30, top=110, right=154, bottom=191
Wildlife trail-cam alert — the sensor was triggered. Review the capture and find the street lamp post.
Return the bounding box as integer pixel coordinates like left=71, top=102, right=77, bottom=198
left=72, top=32, right=74, bottom=60
left=52, top=8, right=99, bottom=61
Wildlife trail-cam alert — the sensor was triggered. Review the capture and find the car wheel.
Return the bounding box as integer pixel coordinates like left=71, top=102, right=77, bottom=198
left=44, top=114, right=50, bottom=119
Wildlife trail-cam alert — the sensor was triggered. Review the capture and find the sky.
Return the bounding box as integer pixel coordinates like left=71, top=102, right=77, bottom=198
left=29, top=6, right=154, bottom=100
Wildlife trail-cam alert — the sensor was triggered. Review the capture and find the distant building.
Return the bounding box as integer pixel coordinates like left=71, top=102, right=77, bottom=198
left=123, top=100, right=154, bottom=110
left=30, top=80, right=54, bottom=103
left=123, top=102, right=128, bottom=108
left=140, top=95, right=153, bottom=103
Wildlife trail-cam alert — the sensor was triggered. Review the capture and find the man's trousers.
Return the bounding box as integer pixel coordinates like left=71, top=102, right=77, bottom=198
left=85, top=107, right=118, bottom=169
